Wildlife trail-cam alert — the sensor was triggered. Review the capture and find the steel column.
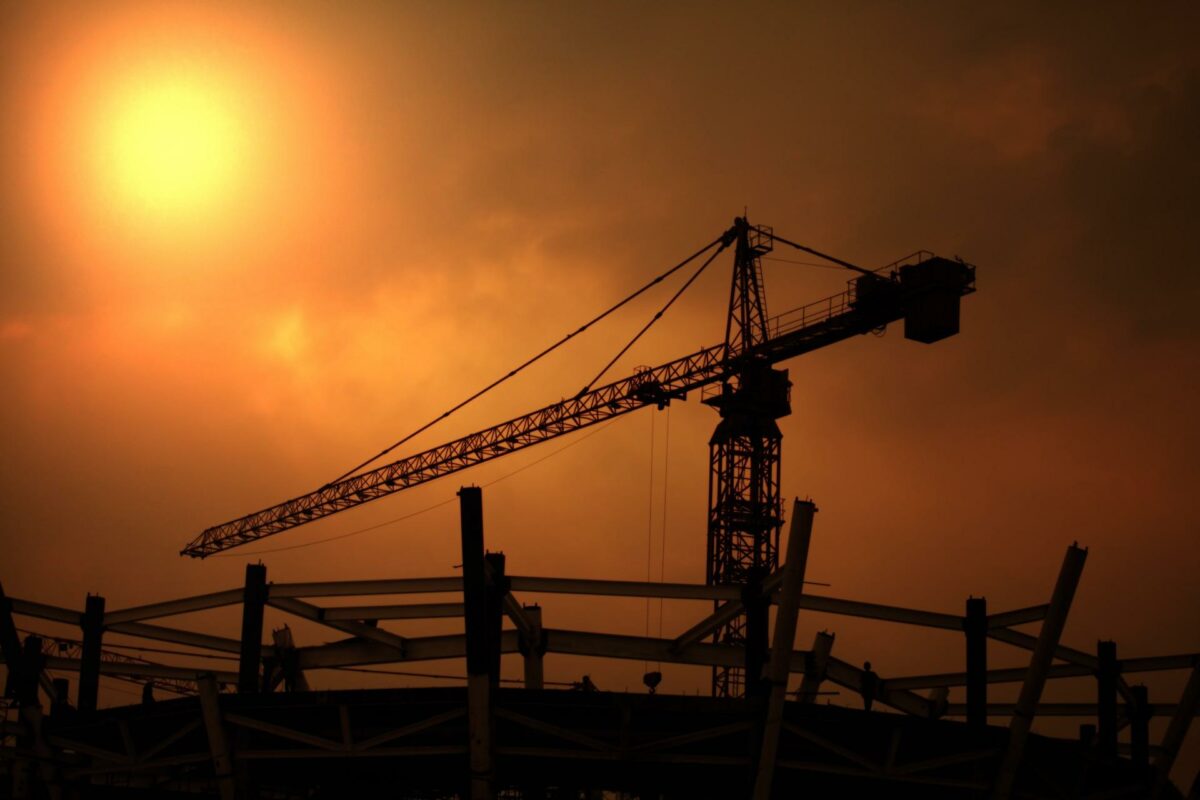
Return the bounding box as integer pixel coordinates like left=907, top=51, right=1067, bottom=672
left=198, top=674, right=237, bottom=800
left=459, top=487, right=493, bottom=800
left=743, top=568, right=770, bottom=699
left=991, top=543, right=1087, bottom=800
left=0, top=589, right=23, bottom=699
left=1129, top=684, right=1150, bottom=773
left=965, top=596, right=987, bottom=729
left=1097, top=640, right=1119, bottom=760
left=520, top=605, right=544, bottom=690
left=16, top=636, right=42, bottom=707
left=484, top=552, right=506, bottom=688
left=271, top=626, right=309, bottom=692
left=238, top=565, right=267, bottom=694
left=78, top=594, right=105, bottom=713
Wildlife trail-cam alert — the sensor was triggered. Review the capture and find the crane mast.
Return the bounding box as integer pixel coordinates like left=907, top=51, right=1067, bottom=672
left=181, top=218, right=976, bottom=700
left=706, top=219, right=789, bottom=697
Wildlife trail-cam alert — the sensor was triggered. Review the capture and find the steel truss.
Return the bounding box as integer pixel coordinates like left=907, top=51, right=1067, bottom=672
left=181, top=240, right=976, bottom=557
left=4, top=526, right=1198, bottom=798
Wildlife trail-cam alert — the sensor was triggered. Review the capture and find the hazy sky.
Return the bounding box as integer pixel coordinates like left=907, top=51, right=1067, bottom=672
left=2, top=1, right=1198, bottom=786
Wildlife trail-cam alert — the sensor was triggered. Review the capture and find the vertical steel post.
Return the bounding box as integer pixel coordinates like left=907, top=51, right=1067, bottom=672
left=17, top=636, right=42, bottom=707
left=460, top=487, right=493, bottom=800
left=484, top=552, right=506, bottom=689
left=743, top=568, right=770, bottom=700
left=198, top=674, right=237, bottom=800
left=991, top=544, right=1087, bottom=800
left=78, top=594, right=105, bottom=713
left=1097, top=640, right=1118, bottom=761
left=238, top=565, right=267, bottom=694
left=50, top=679, right=70, bottom=718
left=521, top=605, right=544, bottom=690
left=1130, top=684, right=1150, bottom=773
left=752, top=499, right=815, bottom=800
left=0, top=589, right=24, bottom=699
left=965, top=596, right=988, bottom=730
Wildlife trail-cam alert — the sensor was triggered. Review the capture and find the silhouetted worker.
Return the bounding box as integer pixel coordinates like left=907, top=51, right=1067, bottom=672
left=580, top=674, right=598, bottom=692
left=141, top=681, right=155, bottom=706
left=860, top=661, right=878, bottom=711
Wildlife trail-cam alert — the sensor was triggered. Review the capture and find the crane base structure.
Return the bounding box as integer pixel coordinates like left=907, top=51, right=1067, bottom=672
left=3, top=489, right=1197, bottom=799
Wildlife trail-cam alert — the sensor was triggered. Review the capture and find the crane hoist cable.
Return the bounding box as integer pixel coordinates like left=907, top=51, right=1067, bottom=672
left=325, top=232, right=728, bottom=486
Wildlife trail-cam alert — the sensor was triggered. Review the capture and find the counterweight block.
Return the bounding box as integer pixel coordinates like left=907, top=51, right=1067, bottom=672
left=900, top=257, right=972, bottom=344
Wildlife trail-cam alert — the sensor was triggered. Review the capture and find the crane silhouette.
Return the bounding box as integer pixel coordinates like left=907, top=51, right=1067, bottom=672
left=181, top=216, right=976, bottom=696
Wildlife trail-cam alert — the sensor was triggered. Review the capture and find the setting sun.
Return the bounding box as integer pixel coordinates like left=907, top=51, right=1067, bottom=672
left=97, top=71, right=249, bottom=221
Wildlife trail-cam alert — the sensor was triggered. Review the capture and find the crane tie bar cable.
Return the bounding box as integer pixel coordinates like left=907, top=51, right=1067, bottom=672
left=575, top=239, right=728, bottom=397
left=760, top=228, right=876, bottom=278
left=325, top=231, right=729, bottom=485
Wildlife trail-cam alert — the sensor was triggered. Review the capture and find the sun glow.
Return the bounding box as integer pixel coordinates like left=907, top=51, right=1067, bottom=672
left=97, top=70, right=249, bottom=221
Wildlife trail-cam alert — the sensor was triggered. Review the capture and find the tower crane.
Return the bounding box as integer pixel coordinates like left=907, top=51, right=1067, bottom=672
left=181, top=217, right=976, bottom=697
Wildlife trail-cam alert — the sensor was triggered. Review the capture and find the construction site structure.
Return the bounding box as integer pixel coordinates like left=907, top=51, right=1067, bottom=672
left=180, top=217, right=975, bottom=697
left=2, top=490, right=1198, bottom=798
left=4, top=217, right=1194, bottom=797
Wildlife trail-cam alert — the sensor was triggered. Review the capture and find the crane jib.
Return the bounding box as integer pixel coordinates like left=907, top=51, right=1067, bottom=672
left=181, top=255, right=974, bottom=558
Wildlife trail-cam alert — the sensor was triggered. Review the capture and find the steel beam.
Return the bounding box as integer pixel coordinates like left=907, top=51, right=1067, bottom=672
left=321, top=603, right=463, bottom=621
left=104, top=589, right=243, bottom=625
left=267, top=596, right=407, bottom=653
left=753, top=499, right=815, bottom=800
left=886, top=653, right=1196, bottom=690
left=545, top=629, right=746, bottom=668
left=508, top=576, right=739, bottom=601
left=295, top=630, right=520, bottom=670
left=797, top=631, right=834, bottom=703
left=943, top=702, right=1179, bottom=717
left=823, top=656, right=934, bottom=718
left=797, top=593, right=961, bottom=630
left=269, top=577, right=461, bottom=598
left=991, top=543, right=1087, bottom=800
left=673, top=598, right=745, bottom=653
left=987, top=626, right=1097, bottom=669
left=107, top=621, right=244, bottom=653
left=987, top=604, right=1048, bottom=629
left=7, top=598, right=81, bottom=626
left=37, top=654, right=238, bottom=684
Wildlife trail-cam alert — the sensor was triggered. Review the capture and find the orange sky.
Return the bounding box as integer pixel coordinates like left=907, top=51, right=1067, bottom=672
left=2, top=0, right=1198, bottom=786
